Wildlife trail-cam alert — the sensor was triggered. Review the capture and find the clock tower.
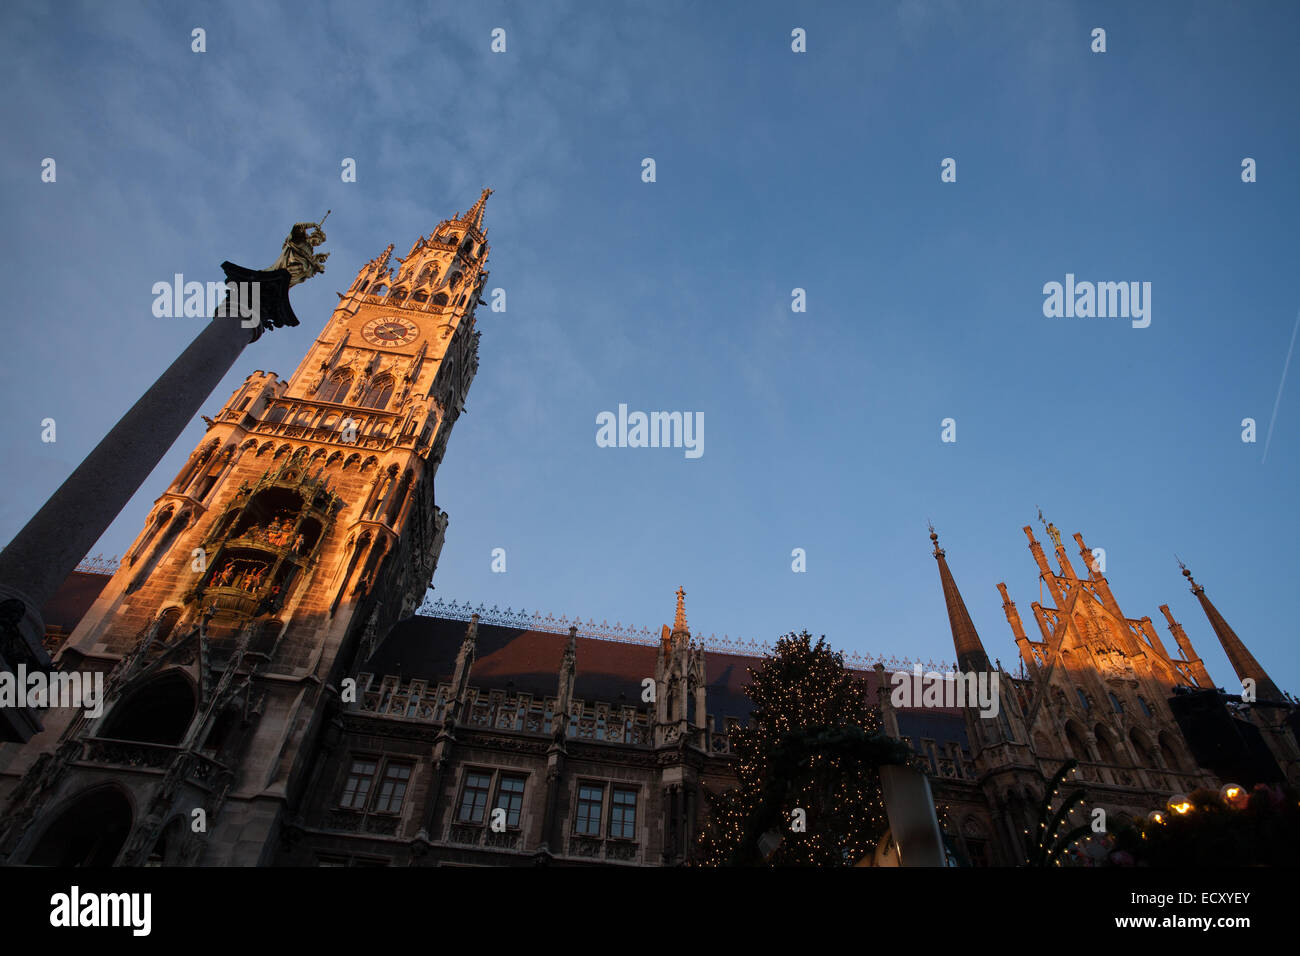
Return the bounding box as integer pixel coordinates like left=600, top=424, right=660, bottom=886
left=0, top=190, right=495, bottom=866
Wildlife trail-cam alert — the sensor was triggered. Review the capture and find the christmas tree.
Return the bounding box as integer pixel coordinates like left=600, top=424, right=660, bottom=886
left=695, top=630, right=911, bottom=866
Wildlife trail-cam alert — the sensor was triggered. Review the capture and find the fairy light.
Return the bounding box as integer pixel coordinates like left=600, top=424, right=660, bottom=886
left=694, top=631, right=898, bottom=866
left=1219, top=783, right=1246, bottom=809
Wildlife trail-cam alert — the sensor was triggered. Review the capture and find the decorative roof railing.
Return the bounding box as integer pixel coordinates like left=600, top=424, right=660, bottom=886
left=74, top=554, right=120, bottom=575
left=414, top=595, right=954, bottom=672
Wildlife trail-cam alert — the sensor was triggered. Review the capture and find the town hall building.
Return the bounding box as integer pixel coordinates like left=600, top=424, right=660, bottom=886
left=1, top=193, right=1294, bottom=867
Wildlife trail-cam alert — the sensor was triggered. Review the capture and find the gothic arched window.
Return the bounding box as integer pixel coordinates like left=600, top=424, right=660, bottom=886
left=1158, top=732, right=1183, bottom=771
left=1064, top=721, right=1090, bottom=761
left=1093, top=725, right=1116, bottom=764
left=155, top=607, right=182, bottom=643
left=359, top=376, right=394, bottom=410
left=432, top=293, right=449, bottom=307
left=1130, top=728, right=1157, bottom=765
left=319, top=372, right=353, bottom=404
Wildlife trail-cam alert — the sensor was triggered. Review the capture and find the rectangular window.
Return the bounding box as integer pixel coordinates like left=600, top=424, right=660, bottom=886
left=495, top=775, right=526, bottom=829
left=609, top=788, right=637, bottom=839
left=373, top=762, right=413, bottom=814
left=575, top=783, right=605, bottom=836
left=458, top=771, right=492, bottom=823
left=340, top=759, right=377, bottom=809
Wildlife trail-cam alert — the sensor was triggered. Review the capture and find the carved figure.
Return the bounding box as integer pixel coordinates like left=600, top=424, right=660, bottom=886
left=267, top=213, right=330, bottom=287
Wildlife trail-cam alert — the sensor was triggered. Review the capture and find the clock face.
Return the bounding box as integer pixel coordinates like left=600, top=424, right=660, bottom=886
left=362, top=316, right=419, bottom=347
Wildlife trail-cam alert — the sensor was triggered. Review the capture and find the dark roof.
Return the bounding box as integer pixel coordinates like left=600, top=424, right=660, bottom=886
left=367, top=616, right=760, bottom=723
left=897, top=710, right=970, bottom=752
left=367, top=615, right=969, bottom=739
left=41, top=570, right=112, bottom=632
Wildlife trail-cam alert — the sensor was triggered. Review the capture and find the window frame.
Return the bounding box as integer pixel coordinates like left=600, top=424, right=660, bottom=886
left=319, top=372, right=354, bottom=404
left=372, top=760, right=414, bottom=815
left=494, top=773, right=527, bottom=831
left=338, top=757, right=379, bottom=810
left=574, top=781, right=606, bottom=837
left=457, top=769, right=494, bottom=825
left=608, top=786, right=638, bottom=840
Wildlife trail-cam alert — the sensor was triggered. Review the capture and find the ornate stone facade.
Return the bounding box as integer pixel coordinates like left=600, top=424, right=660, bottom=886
left=0, top=192, right=494, bottom=866
left=2, top=189, right=1294, bottom=867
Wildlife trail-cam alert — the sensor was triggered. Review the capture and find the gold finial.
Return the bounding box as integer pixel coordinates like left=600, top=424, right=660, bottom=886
left=928, top=521, right=944, bottom=557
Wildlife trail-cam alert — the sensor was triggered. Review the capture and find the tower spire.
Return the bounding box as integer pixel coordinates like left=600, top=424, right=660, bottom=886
left=672, top=586, right=688, bottom=637
left=1180, top=562, right=1282, bottom=702
left=1158, top=603, right=1214, bottom=687
left=465, top=187, right=493, bottom=230
left=930, top=526, right=992, bottom=673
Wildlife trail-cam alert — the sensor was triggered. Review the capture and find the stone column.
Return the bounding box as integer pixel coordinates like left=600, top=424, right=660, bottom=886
left=0, top=264, right=300, bottom=681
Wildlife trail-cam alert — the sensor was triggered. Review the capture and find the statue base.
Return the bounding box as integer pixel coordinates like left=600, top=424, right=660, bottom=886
left=219, top=262, right=300, bottom=342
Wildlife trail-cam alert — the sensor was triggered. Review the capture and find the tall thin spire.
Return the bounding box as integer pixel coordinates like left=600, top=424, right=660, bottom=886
left=672, top=586, right=688, bottom=637
left=1158, top=603, right=1214, bottom=687
left=1181, top=562, right=1282, bottom=702
left=930, top=526, right=991, bottom=673
left=465, top=187, right=493, bottom=230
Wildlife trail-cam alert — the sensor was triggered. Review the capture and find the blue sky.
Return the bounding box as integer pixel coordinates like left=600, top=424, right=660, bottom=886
left=2, top=0, right=1297, bottom=694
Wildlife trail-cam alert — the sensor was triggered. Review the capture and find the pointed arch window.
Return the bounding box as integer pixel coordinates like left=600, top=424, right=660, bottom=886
left=319, top=372, right=353, bottom=404
left=1093, top=726, right=1117, bottom=763
left=359, top=376, right=394, bottom=410
left=155, top=607, right=182, bottom=643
